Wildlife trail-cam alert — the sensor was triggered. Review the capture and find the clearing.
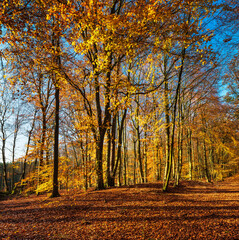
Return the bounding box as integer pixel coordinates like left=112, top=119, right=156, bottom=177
left=0, top=176, right=238, bottom=239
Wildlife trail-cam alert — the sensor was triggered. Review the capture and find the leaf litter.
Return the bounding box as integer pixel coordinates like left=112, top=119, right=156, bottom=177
left=0, top=175, right=238, bottom=240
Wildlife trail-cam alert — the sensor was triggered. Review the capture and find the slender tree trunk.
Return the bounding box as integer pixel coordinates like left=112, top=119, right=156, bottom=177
left=11, top=133, right=17, bottom=191
left=163, top=76, right=171, bottom=191
left=203, top=140, right=211, bottom=182
left=107, top=127, right=111, bottom=186
left=51, top=34, right=61, bottom=197
left=108, top=114, right=116, bottom=187
left=133, top=139, right=137, bottom=185
left=84, top=133, right=89, bottom=190
left=114, top=110, right=127, bottom=185
left=2, top=137, right=9, bottom=192
left=135, top=94, right=144, bottom=183
left=187, top=128, right=193, bottom=180
left=118, top=154, right=122, bottom=186
left=118, top=114, right=122, bottom=186
left=196, top=138, right=202, bottom=179
left=39, top=111, right=46, bottom=166
left=155, top=144, right=161, bottom=181
left=123, top=120, right=128, bottom=185
left=175, top=97, right=183, bottom=186
left=144, top=128, right=148, bottom=183
left=64, top=136, right=69, bottom=191
left=136, top=126, right=144, bottom=183
left=51, top=83, right=60, bottom=197
left=96, top=132, right=105, bottom=189
left=209, top=144, right=214, bottom=181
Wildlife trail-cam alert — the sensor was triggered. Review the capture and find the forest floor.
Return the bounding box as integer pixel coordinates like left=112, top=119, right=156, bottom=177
left=0, top=175, right=239, bottom=240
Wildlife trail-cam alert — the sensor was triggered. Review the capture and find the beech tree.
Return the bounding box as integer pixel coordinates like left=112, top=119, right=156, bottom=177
left=0, top=0, right=238, bottom=194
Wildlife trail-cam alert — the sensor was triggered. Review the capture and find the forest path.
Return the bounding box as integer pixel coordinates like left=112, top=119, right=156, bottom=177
left=0, top=177, right=238, bottom=240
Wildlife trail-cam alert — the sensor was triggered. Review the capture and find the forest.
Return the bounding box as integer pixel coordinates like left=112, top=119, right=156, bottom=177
left=0, top=0, right=238, bottom=197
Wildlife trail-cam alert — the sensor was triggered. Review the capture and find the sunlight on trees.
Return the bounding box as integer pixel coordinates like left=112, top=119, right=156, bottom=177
left=0, top=0, right=238, bottom=195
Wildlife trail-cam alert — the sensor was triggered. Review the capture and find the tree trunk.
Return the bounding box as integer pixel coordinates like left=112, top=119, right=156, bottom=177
left=96, top=132, right=105, bottom=189
left=11, top=110, right=21, bottom=192
left=51, top=34, right=61, bottom=198
left=51, top=83, right=60, bottom=197
left=135, top=94, right=144, bottom=183
left=2, top=137, right=9, bottom=192
left=107, top=127, right=111, bottom=186
left=144, top=128, right=148, bottom=183
left=133, top=139, right=137, bottom=185
left=84, top=133, right=89, bottom=190
left=155, top=145, right=161, bottom=181
left=163, top=76, right=171, bottom=191
left=123, top=120, right=128, bottom=186
left=203, top=140, right=211, bottom=183
left=39, top=111, right=46, bottom=167
left=175, top=97, right=183, bottom=186
left=108, top=113, right=116, bottom=187
left=187, top=128, right=193, bottom=180
left=114, top=109, right=127, bottom=186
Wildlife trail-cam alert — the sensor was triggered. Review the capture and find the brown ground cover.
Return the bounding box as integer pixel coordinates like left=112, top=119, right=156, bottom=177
left=0, top=176, right=238, bottom=240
